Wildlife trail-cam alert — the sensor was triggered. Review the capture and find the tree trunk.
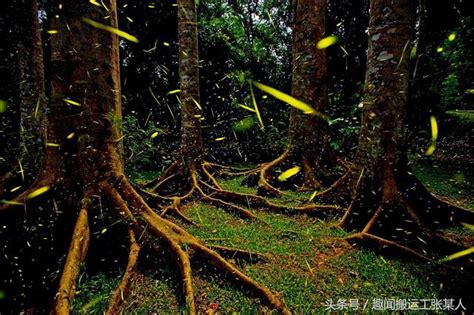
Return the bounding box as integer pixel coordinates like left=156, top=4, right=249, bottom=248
left=178, top=0, right=203, bottom=166
left=245, top=0, right=333, bottom=195
left=0, top=0, right=46, bottom=192
left=340, top=0, right=415, bottom=230
left=288, top=0, right=328, bottom=168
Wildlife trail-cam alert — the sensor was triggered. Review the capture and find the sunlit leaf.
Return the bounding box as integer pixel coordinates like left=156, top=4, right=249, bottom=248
left=64, top=99, right=81, bottom=106
left=252, top=81, right=329, bottom=121
left=439, top=247, right=474, bottom=262
left=278, top=166, right=301, bottom=181
left=316, top=35, right=339, bottom=49
left=26, top=186, right=50, bottom=200
left=82, top=17, right=139, bottom=43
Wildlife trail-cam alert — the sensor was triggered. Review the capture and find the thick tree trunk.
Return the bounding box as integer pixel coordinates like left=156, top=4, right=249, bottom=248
left=0, top=0, right=46, bottom=192
left=288, top=0, right=328, bottom=172
left=340, top=0, right=415, bottom=230
left=178, top=0, right=203, bottom=166
left=245, top=0, right=336, bottom=195
left=48, top=0, right=123, bottom=186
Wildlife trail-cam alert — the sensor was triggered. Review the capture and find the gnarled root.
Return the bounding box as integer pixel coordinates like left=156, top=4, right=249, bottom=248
left=139, top=158, right=340, bottom=223
left=339, top=174, right=473, bottom=268
left=396, top=166, right=474, bottom=225
left=53, top=207, right=90, bottom=314
left=345, top=232, right=432, bottom=261
left=208, top=188, right=340, bottom=217
left=104, top=175, right=290, bottom=314
left=105, top=228, right=140, bottom=315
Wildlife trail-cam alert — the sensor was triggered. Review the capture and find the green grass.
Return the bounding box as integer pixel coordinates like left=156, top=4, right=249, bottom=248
left=72, top=165, right=472, bottom=313
left=412, top=163, right=473, bottom=209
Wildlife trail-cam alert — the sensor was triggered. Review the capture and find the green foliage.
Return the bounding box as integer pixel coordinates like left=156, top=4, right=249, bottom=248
left=122, top=114, right=166, bottom=174
left=440, top=74, right=461, bottom=109
left=429, top=17, right=473, bottom=112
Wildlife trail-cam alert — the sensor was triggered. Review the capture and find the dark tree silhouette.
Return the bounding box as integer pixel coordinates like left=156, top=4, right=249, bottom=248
left=0, top=0, right=46, bottom=195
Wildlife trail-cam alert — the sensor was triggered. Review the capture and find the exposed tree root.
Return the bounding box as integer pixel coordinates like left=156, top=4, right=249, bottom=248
left=140, top=159, right=340, bottom=223
left=345, top=232, right=432, bottom=262
left=2, top=166, right=290, bottom=313
left=309, top=170, right=351, bottom=203
left=338, top=168, right=474, bottom=268
left=257, top=150, right=289, bottom=196
left=207, top=188, right=340, bottom=217
left=108, top=175, right=290, bottom=314
left=0, top=171, right=286, bottom=314
left=53, top=207, right=90, bottom=314
left=234, top=148, right=348, bottom=198
left=105, top=228, right=140, bottom=315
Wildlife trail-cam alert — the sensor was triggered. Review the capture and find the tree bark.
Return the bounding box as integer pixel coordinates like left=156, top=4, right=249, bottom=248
left=247, top=0, right=337, bottom=194
left=0, top=0, right=46, bottom=191
left=178, top=0, right=203, bottom=166
left=288, top=0, right=328, bottom=165
left=340, top=0, right=415, bottom=230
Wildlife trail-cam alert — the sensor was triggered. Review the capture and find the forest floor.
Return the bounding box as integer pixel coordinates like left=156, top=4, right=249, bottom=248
left=71, top=161, right=473, bottom=314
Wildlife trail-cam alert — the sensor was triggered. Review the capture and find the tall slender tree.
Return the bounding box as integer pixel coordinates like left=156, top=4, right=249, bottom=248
left=239, top=0, right=349, bottom=196
left=0, top=0, right=46, bottom=195
left=0, top=1, right=289, bottom=313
